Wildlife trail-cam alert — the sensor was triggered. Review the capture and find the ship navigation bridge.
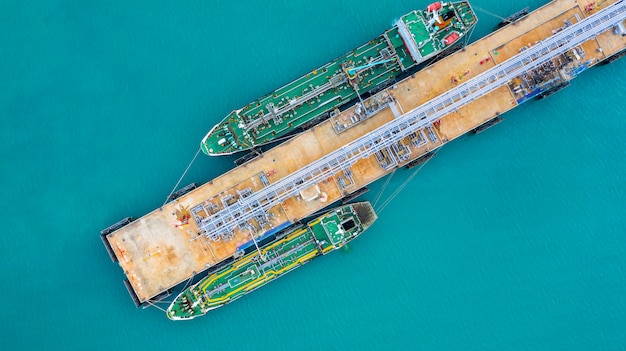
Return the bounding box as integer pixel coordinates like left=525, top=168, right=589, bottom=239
left=196, top=0, right=626, bottom=242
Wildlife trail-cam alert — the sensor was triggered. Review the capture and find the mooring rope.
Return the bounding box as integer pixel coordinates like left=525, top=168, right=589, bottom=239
left=376, top=146, right=443, bottom=214
left=163, top=147, right=202, bottom=206
left=464, top=23, right=476, bottom=47
left=472, top=5, right=508, bottom=22
left=145, top=300, right=167, bottom=312
left=373, top=169, right=396, bottom=208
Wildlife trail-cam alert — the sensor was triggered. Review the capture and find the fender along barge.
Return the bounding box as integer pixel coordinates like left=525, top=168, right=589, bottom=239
left=102, top=0, right=626, bottom=312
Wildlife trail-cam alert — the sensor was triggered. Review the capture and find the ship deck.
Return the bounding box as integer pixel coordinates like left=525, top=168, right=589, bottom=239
left=106, top=0, right=626, bottom=305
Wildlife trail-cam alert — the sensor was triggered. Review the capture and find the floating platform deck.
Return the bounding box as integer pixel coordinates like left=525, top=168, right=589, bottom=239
left=104, top=0, right=626, bottom=306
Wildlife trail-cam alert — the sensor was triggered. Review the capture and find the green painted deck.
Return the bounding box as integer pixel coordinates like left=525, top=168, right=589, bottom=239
left=201, top=1, right=477, bottom=156
left=399, top=1, right=478, bottom=59
left=166, top=202, right=376, bottom=320
left=406, top=12, right=431, bottom=44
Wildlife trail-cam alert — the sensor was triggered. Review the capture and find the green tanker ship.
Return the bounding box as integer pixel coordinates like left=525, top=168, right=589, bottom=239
left=201, top=1, right=477, bottom=156
left=166, top=202, right=377, bottom=320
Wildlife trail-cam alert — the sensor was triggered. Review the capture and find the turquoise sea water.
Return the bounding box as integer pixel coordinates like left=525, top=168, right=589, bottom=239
left=1, top=0, right=625, bottom=349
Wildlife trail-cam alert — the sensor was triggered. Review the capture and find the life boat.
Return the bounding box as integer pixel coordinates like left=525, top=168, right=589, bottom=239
left=427, top=2, right=442, bottom=12
left=443, top=32, right=459, bottom=45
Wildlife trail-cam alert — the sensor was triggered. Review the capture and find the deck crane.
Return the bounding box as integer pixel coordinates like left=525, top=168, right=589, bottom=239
left=346, top=58, right=396, bottom=79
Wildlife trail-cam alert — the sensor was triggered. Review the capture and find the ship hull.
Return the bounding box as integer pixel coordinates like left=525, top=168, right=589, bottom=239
left=201, top=1, right=477, bottom=156
left=166, top=202, right=377, bottom=320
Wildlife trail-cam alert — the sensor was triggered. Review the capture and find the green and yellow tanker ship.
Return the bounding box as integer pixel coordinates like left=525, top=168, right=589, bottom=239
left=166, top=202, right=377, bottom=320
left=201, top=1, right=477, bottom=156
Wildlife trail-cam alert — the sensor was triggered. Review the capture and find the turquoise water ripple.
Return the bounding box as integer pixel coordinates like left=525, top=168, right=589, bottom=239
left=1, top=0, right=624, bottom=350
